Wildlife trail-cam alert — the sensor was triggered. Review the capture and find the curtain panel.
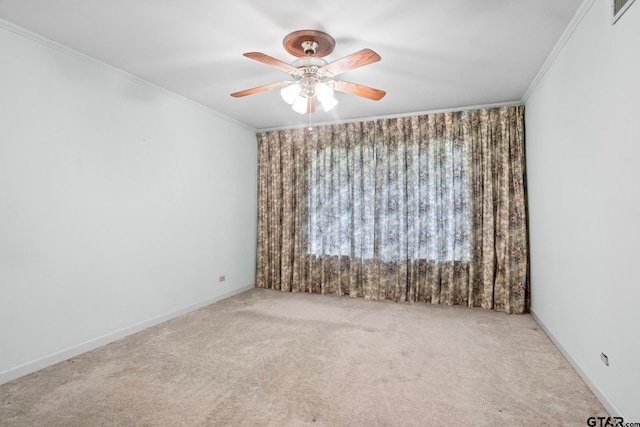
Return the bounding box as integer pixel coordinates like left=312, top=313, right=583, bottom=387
left=255, top=105, right=528, bottom=313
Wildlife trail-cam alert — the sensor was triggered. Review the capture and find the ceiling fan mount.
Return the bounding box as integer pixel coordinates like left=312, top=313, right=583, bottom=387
left=231, top=29, right=386, bottom=115
left=282, top=29, right=335, bottom=58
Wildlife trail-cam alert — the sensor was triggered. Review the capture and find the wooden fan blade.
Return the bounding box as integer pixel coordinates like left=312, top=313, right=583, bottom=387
left=320, top=48, right=381, bottom=77
left=230, top=81, right=284, bottom=98
left=243, top=52, right=299, bottom=74
left=332, top=80, right=386, bottom=101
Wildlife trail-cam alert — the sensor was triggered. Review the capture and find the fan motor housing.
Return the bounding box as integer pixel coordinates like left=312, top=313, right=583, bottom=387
left=291, top=57, right=328, bottom=69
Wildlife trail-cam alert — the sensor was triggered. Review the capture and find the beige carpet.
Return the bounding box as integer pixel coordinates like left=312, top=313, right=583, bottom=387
left=1, top=288, right=606, bottom=426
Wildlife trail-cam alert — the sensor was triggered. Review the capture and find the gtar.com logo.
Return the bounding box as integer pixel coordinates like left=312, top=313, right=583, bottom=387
left=587, top=417, right=623, bottom=427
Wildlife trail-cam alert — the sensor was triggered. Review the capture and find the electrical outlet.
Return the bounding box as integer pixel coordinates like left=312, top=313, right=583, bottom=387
left=600, top=353, right=609, bottom=366
left=218, top=275, right=226, bottom=282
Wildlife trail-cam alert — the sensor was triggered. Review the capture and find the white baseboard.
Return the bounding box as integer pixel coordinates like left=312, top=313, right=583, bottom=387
left=530, top=308, right=621, bottom=418
left=0, top=284, right=254, bottom=385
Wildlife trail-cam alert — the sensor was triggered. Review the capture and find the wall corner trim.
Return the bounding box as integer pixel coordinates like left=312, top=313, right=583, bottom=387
left=530, top=308, right=622, bottom=419
left=0, top=284, right=255, bottom=385
left=521, top=0, right=597, bottom=103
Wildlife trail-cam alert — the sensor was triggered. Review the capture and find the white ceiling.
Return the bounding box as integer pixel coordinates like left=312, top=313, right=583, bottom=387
left=0, top=0, right=584, bottom=130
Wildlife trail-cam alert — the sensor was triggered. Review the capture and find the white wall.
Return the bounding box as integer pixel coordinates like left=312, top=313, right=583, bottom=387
left=525, top=0, right=640, bottom=420
left=0, top=22, right=257, bottom=382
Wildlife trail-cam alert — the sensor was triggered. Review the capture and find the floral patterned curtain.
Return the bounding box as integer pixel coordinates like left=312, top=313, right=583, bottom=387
left=255, top=105, right=528, bottom=313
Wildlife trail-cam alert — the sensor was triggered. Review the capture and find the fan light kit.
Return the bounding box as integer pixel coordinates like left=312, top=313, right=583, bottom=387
left=231, top=30, right=386, bottom=115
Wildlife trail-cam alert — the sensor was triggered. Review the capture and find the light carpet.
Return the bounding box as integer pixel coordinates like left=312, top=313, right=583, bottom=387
left=0, top=288, right=606, bottom=426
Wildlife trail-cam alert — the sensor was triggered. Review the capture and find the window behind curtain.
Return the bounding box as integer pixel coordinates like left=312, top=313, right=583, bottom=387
left=306, top=119, right=470, bottom=263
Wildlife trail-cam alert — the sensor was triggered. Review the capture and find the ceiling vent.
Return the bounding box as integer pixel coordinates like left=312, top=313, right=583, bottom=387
left=612, top=0, right=636, bottom=23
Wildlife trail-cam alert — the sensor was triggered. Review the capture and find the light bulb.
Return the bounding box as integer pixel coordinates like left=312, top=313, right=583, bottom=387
left=292, top=97, right=308, bottom=114
left=280, top=83, right=300, bottom=105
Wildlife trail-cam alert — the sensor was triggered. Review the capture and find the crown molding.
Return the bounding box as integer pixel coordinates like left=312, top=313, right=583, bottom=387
left=256, top=101, right=523, bottom=133
left=521, top=0, right=598, bottom=103
left=0, top=18, right=255, bottom=132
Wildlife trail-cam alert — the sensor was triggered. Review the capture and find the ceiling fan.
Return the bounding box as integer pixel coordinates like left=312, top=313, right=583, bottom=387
left=230, top=30, right=386, bottom=115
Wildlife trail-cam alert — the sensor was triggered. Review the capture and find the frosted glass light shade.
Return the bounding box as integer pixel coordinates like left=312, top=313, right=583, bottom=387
left=292, top=97, right=308, bottom=114
left=281, top=83, right=300, bottom=105
left=315, top=82, right=333, bottom=100
left=316, top=82, right=338, bottom=112
left=319, top=96, right=338, bottom=112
